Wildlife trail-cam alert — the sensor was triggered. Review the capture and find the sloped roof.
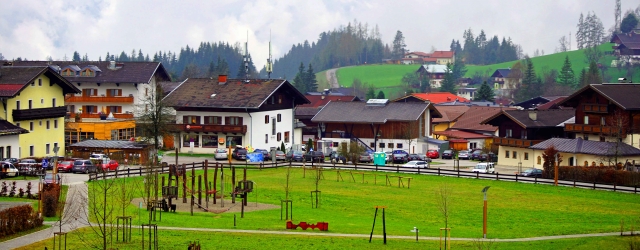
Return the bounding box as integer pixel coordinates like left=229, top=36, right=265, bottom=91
left=295, top=106, right=322, bottom=117
left=10, top=61, right=171, bottom=84
left=419, top=64, right=448, bottom=73
left=432, top=105, right=470, bottom=123
left=536, top=97, right=567, bottom=110
left=69, top=139, right=151, bottom=149
left=0, top=120, right=28, bottom=136
left=395, top=92, right=469, bottom=104
left=611, top=32, right=640, bottom=47
left=491, top=69, right=511, bottom=78
left=159, top=81, right=182, bottom=96
left=299, top=95, right=359, bottom=108
left=558, top=84, right=640, bottom=110
left=430, top=51, right=454, bottom=58
left=163, top=78, right=309, bottom=109
left=433, top=130, right=491, bottom=139
left=530, top=138, right=640, bottom=156
left=451, top=106, right=515, bottom=132
left=481, top=109, right=575, bottom=128
left=405, top=52, right=431, bottom=57
left=0, top=66, right=80, bottom=97
left=311, top=101, right=435, bottom=124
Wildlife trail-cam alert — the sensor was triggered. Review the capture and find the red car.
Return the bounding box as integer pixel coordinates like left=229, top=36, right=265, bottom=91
left=99, top=159, right=119, bottom=171
left=56, top=161, right=74, bottom=172
left=426, top=150, right=440, bottom=159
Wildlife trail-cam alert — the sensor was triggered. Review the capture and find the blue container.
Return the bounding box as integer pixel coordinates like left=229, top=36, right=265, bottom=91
left=247, top=153, right=264, bottom=162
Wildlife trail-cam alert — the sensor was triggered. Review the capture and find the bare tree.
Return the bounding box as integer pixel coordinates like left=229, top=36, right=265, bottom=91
left=338, top=142, right=364, bottom=165
left=78, top=173, right=118, bottom=250
left=472, top=238, right=495, bottom=250
left=436, top=184, right=452, bottom=250
left=603, top=109, right=630, bottom=168
left=557, top=36, right=570, bottom=53
left=136, top=81, right=175, bottom=162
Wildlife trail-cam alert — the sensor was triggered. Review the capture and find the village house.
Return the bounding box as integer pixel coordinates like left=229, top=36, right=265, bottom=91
left=415, top=65, right=448, bottom=89
left=0, top=65, right=80, bottom=158
left=514, top=96, right=567, bottom=110
left=295, top=92, right=360, bottom=145
left=393, top=92, right=469, bottom=104
left=434, top=106, right=515, bottom=150
left=490, top=68, right=521, bottom=98
left=610, top=29, right=640, bottom=65
left=431, top=105, right=470, bottom=139
left=311, top=99, right=442, bottom=154
left=162, top=75, right=309, bottom=153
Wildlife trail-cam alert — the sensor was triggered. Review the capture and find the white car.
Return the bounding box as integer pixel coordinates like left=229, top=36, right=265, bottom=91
left=472, top=162, right=496, bottom=174
left=402, top=160, right=428, bottom=168
left=214, top=149, right=228, bottom=160
left=1, top=162, right=19, bottom=177
left=90, top=153, right=109, bottom=161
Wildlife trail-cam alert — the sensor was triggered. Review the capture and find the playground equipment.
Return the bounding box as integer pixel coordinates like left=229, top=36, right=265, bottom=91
left=286, top=221, right=329, bottom=231
left=369, top=206, right=388, bottom=245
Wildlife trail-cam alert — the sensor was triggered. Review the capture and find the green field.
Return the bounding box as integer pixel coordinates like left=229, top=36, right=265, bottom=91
left=323, top=64, right=418, bottom=98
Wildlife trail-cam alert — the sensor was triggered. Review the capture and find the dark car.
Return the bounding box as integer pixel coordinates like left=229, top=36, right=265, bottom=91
left=285, top=150, right=304, bottom=162
left=2, top=158, right=19, bottom=164
left=43, top=173, right=61, bottom=185
left=253, top=149, right=271, bottom=159
left=407, top=154, right=422, bottom=161
left=72, top=160, right=97, bottom=174
left=520, top=168, right=543, bottom=177
left=232, top=148, right=248, bottom=160
left=470, top=150, right=483, bottom=160
left=304, top=151, right=325, bottom=163
left=441, top=150, right=453, bottom=159
left=478, top=153, right=489, bottom=162
left=329, top=151, right=347, bottom=164
left=392, top=150, right=409, bottom=163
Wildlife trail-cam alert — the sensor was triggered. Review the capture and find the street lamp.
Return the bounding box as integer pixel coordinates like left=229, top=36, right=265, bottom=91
left=481, top=186, right=490, bottom=238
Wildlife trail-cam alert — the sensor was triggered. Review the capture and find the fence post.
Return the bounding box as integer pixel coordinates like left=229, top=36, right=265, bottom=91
left=496, top=172, right=498, bottom=180
left=438, top=168, right=440, bottom=176
left=457, top=168, right=460, bottom=178
left=515, top=174, right=518, bottom=182
left=115, top=168, right=118, bottom=178
left=127, top=168, right=130, bottom=177
left=476, top=172, right=479, bottom=179
left=397, top=165, right=399, bottom=173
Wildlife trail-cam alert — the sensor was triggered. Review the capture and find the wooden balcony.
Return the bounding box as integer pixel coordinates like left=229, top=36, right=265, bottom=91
left=65, top=96, right=134, bottom=103
left=77, top=113, right=134, bottom=119
left=13, top=106, right=67, bottom=121
left=172, top=124, right=247, bottom=134
left=583, top=103, right=608, bottom=113
left=564, top=123, right=626, bottom=137
left=493, top=137, right=543, bottom=148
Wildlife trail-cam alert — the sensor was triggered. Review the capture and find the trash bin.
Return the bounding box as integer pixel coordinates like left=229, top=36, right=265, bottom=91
left=373, top=152, right=386, bottom=166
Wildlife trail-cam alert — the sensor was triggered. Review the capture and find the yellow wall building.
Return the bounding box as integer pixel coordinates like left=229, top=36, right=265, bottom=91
left=0, top=66, right=80, bottom=158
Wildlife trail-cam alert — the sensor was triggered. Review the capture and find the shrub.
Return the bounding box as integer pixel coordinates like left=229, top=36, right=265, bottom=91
left=8, top=181, right=16, bottom=197
left=0, top=204, right=43, bottom=237
left=42, top=184, right=60, bottom=217
left=18, top=188, right=24, bottom=198
left=26, top=182, right=34, bottom=199
left=0, top=181, right=7, bottom=196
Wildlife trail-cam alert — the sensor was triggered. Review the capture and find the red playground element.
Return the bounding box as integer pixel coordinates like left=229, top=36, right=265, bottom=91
left=286, top=221, right=329, bottom=231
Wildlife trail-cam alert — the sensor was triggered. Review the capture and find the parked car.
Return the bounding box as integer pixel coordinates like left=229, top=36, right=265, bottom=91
left=72, top=160, right=97, bottom=174
left=2, top=158, right=19, bottom=164
left=478, top=154, right=489, bottom=162
left=214, top=149, right=228, bottom=160
left=275, top=151, right=286, bottom=161
left=407, top=154, right=423, bottom=161
left=402, top=160, right=428, bottom=168
left=358, top=153, right=372, bottom=163
left=57, top=161, right=74, bottom=173
left=43, top=173, right=61, bottom=185
left=329, top=151, right=346, bottom=164
left=470, top=150, right=484, bottom=160
left=384, top=151, right=392, bottom=163
left=89, top=153, right=109, bottom=161
left=18, top=159, right=40, bottom=173
left=426, top=149, right=440, bottom=159
left=458, top=150, right=470, bottom=160
left=99, top=159, right=119, bottom=171
left=254, top=149, right=271, bottom=159
left=1, top=162, right=19, bottom=177
left=392, top=150, right=409, bottom=163
left=441, top=150, right=453, bottom=159
left=472, top=162, right=495, bottom=174
left=520, top=168, right=543, bottom=177
left=285, top=150, right=304, bottom=162
left=304, top=151, right=325, bottom=163
left=232, top=147, right=248, bottom=160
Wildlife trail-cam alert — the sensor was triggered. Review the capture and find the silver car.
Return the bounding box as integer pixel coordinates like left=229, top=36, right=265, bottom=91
left=458, top=150, right=470, bottom=160
left=275, top=151, right=286, bottom=161
left=214, top=148, right=228, bottom=160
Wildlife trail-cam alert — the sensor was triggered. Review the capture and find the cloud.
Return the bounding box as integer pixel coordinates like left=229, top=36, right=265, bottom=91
left=0, top=0, right=636, bottom=69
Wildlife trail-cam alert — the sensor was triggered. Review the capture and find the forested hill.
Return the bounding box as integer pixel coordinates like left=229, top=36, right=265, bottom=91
left=262, top=21, right=389, bottom=80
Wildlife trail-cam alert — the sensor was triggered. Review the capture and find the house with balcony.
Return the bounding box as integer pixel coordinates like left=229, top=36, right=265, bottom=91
left=0, top=66, right=80, bottom=158
left=162, top=76, right=309, bottom=153
left=480, top=109, right=575, bottom=168
left=10, top=61, right=172, bottom=144
left=295, top=93, right=360, bottom=145
left=416, top=65, right=449, bottom=89
left=490, top=68, right=521, bottom=98
left=610, top=30, right=640, bottom=65
left=431, top=105, right=469, bottom=139
left=310, top=99, right=442, bottom=154
left=435, top=106, right=516, bottom=150
left=556, top=83, right=640, bottom=149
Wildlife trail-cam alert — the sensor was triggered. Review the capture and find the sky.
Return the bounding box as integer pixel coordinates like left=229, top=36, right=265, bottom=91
left=0, top=0, right=638, bottom=69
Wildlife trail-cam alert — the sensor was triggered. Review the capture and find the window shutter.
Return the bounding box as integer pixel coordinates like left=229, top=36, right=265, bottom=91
left=118, top=89, right=122, bottom=96
left=238, top=117, right=243, bottom=126
left=117, top=106, right=122, bottom=113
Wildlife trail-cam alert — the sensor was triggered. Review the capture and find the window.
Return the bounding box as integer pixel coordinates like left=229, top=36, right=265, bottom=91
left=82, top=105, right=98, bottom=113
left=370, top=142, right=375, bottom=148
left=600, top=136, right=605, bottom=142
left=16, top=123, right=20, bottom=128
left=601, top=117, right=605, bottom=126
left=332, top=142, right=339, bottom=147
left=278, top=95, right=282, bottom=104
left=39, top=121, right=42, bottom=126
left=277, top=132, right=282, bottom=141
left=28, top=100, right=32, bottom=109
left=41, top=98, right=44, bottom=104
left=204, top=116, right=222, bottom=125
left=29, top=122, right=33, bottom=131
left=277, top=114, right=282, bottom=122
left=388, top=143, right=394, bottom=149
left=379, top=143, right=385, bottom=148
left=265, top=115, right=269, bottom=124
left=145, top=88, right=148, bottom=96
left=226, top=136, right=242, bottom=147
left=62, top=69, right=74, bottom=76
left=284, top=131, right=290, bottom=143
left=31, top=81, right=35, bottom=87
left=182, top=134, right=199, bottom=147
left=16, top=101, right=20, bottom=110
left=505, top=129, right=513, bottom=138
left=271, top=96, right=275, bottom=104
left=583, top=135, right=589, bottom=140
left=6, top=146, right=10, bottom=158
left=111, top=128, right=135, bottom=140
left=29, top=146, right=34, bottom=156
left=107, top=106, right=122, bottom=114
left=505, top=150, right=510, bottom=158
left=52, top=98, right=56, bottom=107
left=584, top=115, right=589, bottom=125
left=38, top=79, right=42, bottom=86
left=512, top=151, right=517, bottom=159
left=226, top=116, right=242, bottom=126
left=537, top=156, right=541, bottom=165
left=53, top=143, right=58, bottom=152
left=46, top=120, right=50, bottom=129
left=397, top=143, right=403, bottom=148
left=107, top=89, right=122, bottom=97
left=272, top=117, right=276, bottom=135
left=521, top=130, right=527, bottom=140
left=202, top=135, right=219, bottom=148
left=183, top=116, right=201, bottom=124
left=45, top=144, right=50, bottom=154
left=82, top=89, right=98, bottom=96
left=524, top=152, right=529, bottom=160
left=265, top=134, right=269, bottom=143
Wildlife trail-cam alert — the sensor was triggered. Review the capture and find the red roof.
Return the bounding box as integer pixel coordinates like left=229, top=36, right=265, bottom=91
left=0, top=84, right=26, bottom=97
left=299, top=95, right=359, bottom=108
left=430, top=51, right=454, bottom=58
left=422, top=58, right=438, bottom=62
left=433, top=130, right=491, bottom=139
left=408, top=92, right=469, bottom=104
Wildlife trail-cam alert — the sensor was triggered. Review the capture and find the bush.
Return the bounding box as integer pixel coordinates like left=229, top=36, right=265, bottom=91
left=18, top=188, right=24, bottom=198
left=557, top=165, right=640, bottom=186
left=42, top=184, right=60, bottom=217
left=8, top=181, right=16, bottom=197
left=26, top=182, right=34, bottom=199
left=0, top=204, right=43, bottom=237
left=0, top=181, right=7, bottom=196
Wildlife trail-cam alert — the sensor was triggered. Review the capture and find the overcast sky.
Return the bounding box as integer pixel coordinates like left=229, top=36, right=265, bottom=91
left=1, top=0, right=638, bottom=69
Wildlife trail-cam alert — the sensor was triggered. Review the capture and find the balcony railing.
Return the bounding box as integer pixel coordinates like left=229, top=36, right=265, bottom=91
left=583, top=103, right=608, bottom=113
left=65, top=96, right=134, bottom=103
left=564, top=124, right=626, bottom=137
left=13, top=106, right=67, bottom=121
left=493, top=137, right=543, bottom=148
left=172, top=124, right=247, bottom=134
left=76, top=113, right=134, bottom=119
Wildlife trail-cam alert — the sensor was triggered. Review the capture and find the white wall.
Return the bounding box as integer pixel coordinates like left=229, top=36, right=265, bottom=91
left=70, top=82, right=141, bottom=115
left=0, top=135, right=20, bottom=158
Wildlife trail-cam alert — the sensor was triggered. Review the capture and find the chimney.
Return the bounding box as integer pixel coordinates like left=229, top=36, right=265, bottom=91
left=218, top=75, right=227, bottom=85
left=109, top=61, right=116, bottom=69
left=529, top=111, right=537, bottom=121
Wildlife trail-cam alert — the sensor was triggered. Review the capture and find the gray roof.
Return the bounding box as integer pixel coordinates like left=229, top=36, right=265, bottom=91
left=63, top=65, right=81, bottom=72
left=530, top=138, right=640, bottom=156
left=482, top=109, right=576, bottom=128
left=559, top=84, right=640, bottom=110
left=69, top=140, right=150, bottom=149
left=311, top=101, right=430, bottom=124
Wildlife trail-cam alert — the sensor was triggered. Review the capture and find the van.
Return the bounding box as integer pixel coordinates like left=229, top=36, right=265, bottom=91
left=472, top=162, right=495, bottom=174
left=1, top=162, right=19, bottom=177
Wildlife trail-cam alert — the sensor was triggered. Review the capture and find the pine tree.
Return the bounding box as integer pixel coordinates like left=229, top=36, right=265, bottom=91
left=119, top=51, right=129, bottom=61
left=558, top=55, right=576, bottom=89
left=584, top=61, right=603, bottom=86
left=439, top=63, right=457, bottom=94
left=304, top=64, right=317, bottom=92
left=376, top=90, right=385, bottom=99
left=72, top=51, right=81, bottom=62
left=578, top=68, right=587, bottom=87
left=293, top=63, right=306, bottom=93
left=391, top=30, right=406, bottom=60
left=516, top=57, right=542, bottom=102
left=475, top=81, right=494, bottom=101
left=365, top=87, right=375, bottom=100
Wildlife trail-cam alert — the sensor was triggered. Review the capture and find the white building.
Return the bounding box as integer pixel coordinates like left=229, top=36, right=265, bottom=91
left=162, top=76, right=310, bottom=153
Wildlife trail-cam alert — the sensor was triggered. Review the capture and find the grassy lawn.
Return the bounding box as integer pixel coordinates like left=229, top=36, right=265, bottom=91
left=16, top=227, right=640, bottom=250
left=83, top=167, right=639, bottom=240
left=316, top=70, right=330, bottom=91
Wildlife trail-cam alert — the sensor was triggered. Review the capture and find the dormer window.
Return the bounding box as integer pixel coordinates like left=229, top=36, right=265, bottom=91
left=61, top=68, right=75, bottom=76
left=81, top=69, right=95, bottom=77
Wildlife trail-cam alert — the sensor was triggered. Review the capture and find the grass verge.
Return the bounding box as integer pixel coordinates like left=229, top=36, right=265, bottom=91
left=0, top=225, right=50, bottom=243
